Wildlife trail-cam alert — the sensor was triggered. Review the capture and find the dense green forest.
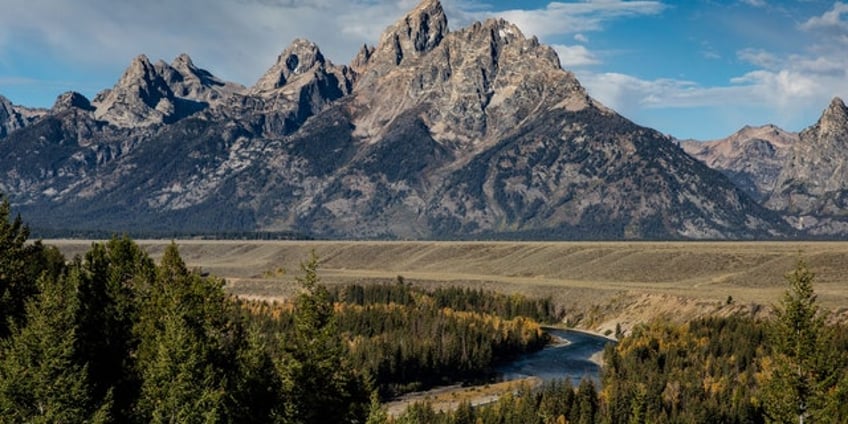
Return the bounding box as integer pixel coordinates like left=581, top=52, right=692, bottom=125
left=390, top=261, right=848, bottom=424
left=3, top=195, right=848, bottom=423
left=0, top=196, right=554, bottom=423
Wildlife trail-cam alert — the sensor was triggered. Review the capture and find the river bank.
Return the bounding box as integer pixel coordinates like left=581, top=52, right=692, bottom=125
left=384, top=329, right=613, bottom=416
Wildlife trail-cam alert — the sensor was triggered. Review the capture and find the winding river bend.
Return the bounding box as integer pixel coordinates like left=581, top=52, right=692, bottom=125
left=497, top=329, right=615, bottom=385
left=385, top=329, right=615, bottom=415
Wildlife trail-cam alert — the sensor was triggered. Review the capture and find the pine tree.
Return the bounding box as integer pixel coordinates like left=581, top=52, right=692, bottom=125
left=574, top=379, right=598, bottom=424
left=0, top=196, right=38, bottom=339
left=0, top=271, right=110, bottom=422
left=134, top=243, right=235, bottom=423
left=277, top=251, right=369, bottom=423
left=365, top=391, right=389, bottom=424
left=762, top=259, right=838, bottom=424
left=75, top=237, right=156, bottom=420
left=231, top=323, right=281, bottom=423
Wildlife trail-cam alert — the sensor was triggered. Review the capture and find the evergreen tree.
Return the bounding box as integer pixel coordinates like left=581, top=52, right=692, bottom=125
left=231, top=323, right=281, bottom=423
left=0, top=196, right=39, bottom=338
left=574, top=379, right=598, bottom=424
left=365, top=391, right=389, bottom=424
left=0, top=271, right=110, bottom=422
left=762, top=260, right=838, bottom=424
left=134, top=243, right=236, bottom=423
left=277, top=251, right=368, bottom=423
left=67, top=237, right=154, bottom=421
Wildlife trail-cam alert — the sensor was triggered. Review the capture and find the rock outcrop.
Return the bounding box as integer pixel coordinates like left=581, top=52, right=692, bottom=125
left=0, top=95, right=46, bottom=139
left=766, top=97, right=848, bottom=216
left=92, top=54, right=243, bottom=128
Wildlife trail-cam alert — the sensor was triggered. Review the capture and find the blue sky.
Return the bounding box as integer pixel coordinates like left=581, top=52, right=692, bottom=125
left=1, top=0, right=846, bottom=140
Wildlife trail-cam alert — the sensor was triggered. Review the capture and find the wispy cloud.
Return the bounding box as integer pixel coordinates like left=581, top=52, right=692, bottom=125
left=464, top=1, right=665, bottom=38
left=740, top=0, right=766, bottom=8
left=800, top=2, right=848, bottom=31
left=552, top=44, right=600, bottom=67
left=0, top=0, right=426, bottom=87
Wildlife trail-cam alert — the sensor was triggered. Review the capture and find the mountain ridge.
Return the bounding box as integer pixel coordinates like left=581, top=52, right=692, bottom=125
left=0, top=0, right=803, bottom=239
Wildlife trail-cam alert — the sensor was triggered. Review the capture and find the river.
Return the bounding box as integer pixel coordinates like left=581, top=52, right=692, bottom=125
left=497, top=328, right=615, bottom=385
left=385, top=328, right=615, bottom=415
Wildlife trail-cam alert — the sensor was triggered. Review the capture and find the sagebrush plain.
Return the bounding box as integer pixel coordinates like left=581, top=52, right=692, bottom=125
left=49, top=240, right=848, bottom=324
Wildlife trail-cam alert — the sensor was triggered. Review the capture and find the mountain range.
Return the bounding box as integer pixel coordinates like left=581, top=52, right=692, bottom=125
left=0, top=0, right=843, bottom=240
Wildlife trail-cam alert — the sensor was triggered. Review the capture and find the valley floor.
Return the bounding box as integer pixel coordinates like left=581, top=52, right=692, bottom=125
left=48, top=240, right=848, bottom=331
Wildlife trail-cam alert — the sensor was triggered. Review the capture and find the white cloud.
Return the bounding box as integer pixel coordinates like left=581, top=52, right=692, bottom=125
left=0, top=0, right=425, bottom=87
left=737, top=48, right=779, bottom=69
left=469, top=1, right=666, bottom=39
left=741, top=0, right=766, bottom=7
left=576, top=48, right=848, bottom=133
left=800, top=2, right=848, bottom=31
left=552, top=44, right=600, bottom=67
left=574, top=33, right=590, bottom=43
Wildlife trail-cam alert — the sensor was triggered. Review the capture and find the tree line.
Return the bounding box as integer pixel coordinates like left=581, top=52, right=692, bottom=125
left=242, top=280, right=553, bottom=397
left=386, top=260, right=848, bottom=423
left=0, top=195, right=556, bottom=423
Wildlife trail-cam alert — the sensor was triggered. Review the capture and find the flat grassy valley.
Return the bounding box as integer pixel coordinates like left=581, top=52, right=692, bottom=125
left=48, top=240, right=848, bottom=329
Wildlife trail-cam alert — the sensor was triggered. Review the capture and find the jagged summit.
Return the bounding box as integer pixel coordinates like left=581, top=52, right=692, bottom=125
left=765, top=96, right=848, bottom=216
left=351, top=2, right=593, bottom=146
left=52, top=91, right=93, bottom=112
left=92, top=53, right=243, bottom=127
left=171, top=53, right=195, bottom=70
left=351, top=44, right=374, bottom=71
left=160, top=53, right=244, bottom=101
left=91, top=54, right=174, bottom=127
left=817, top=96, right=848, bottom=135
left=1, top=95, right=47, bottom=138
left=802, top=96, right=848, bottom=145
left=252, top=38, right=330, bottom=93
left=371, top=0, right=448, bottom=66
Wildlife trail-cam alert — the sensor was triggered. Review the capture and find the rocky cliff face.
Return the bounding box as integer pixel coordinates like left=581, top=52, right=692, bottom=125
left=91, top=54, right=244, bottom=128
left=681, top=97, right=848, bottom=237
left=681, top=125, right=797, bottom=202
left=766, top=97, right=848, bottom=217
left=351, top=0, right=596, bottom=151
left=0, top=95, right=46, bottom=139
left=0, top=0, right=792, bottom=239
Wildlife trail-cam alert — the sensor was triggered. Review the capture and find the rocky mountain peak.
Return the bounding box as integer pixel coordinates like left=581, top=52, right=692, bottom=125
left=0, top=95, right=47, bottom=138
left=252, top=38, right=328, bottom=93
left=122, top=54, right=159, bottom=88
left=766, top=97, right=848, bottom=216
left=52, top=91, right=94, bottom=112
left=796, top=96, right=848, bottom=150
left=818, top=96, right=848, bottom=135
left=351, top=1, right=598, bottom=147
left=163, top=53, right=244, bottom=102
left=93, top=53, right=243, bottom=127
left=171, top=53, right=196, bottom=71
left=92, top=54, right=175, bottom=127
left=351, top=44, right=375, bottom=72
left=372, top=0, right=448, bottom=66
left=681, top=124, right=798, bottom=202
